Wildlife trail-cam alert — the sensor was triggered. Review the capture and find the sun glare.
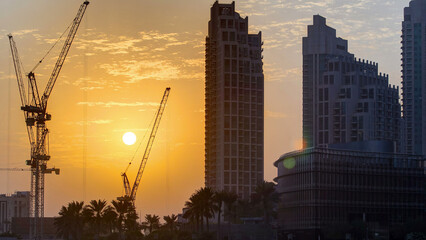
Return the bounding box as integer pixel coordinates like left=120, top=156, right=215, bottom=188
left=122, top=132, right=137, bottom=145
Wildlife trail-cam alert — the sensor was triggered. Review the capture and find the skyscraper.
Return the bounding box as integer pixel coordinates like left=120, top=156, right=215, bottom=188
left=401, top=0, right=426, bottom=155
left=302, top=15, right=401, bottom=150
left=205, top=1, right=264, bottom=199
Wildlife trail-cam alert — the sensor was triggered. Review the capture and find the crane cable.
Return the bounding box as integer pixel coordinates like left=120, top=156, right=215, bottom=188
left=123, top=110, right=158, bottom=174
left=30, top=21, right=73, bottom=73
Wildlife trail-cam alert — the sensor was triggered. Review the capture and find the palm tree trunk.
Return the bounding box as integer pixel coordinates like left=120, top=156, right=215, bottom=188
left=200, top=214, right=204, bottom=232
left=206, top=215, right=209, bottom=232
left=217, top=207, right=222, bottom=240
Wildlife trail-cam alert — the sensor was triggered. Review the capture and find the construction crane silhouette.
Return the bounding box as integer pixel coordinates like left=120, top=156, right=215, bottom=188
left=120, top=88, right=171, bottom=203
left=8, top=1, right=89, bottom=239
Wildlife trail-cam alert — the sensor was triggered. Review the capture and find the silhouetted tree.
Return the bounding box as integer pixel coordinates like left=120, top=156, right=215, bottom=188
left=103, top=205, right=118, bottom=234
left=214, top=190, right=236, bottom=239
left=163, top=214, right=178, bottom=232
left=55, top=201, right=85, bottom=240
left=251, top=181, right=279, bottom=224
left=85, top=199, right=108, bottom=239
left=142, top=214, right=161, bottom=235
left=183, top=192, right=202, bottom=231
left=111, top=198, right=136, bottom=240
left=197, top=187, right=217, bottom=232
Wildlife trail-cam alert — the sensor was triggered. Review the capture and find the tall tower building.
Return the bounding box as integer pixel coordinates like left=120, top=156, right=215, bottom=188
left=205, top=1, right=264, bottom=198
left=401, top=0, right=426, bottom=155
left=302, top=15, right=401, bottom=150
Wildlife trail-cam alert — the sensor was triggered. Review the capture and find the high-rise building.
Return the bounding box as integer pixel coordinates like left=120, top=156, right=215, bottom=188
left=0, top=191, right=30, bottom=233
left=401, top=0, right=426, bottom=155
left=303, top=15, right=401, bottom=150
left=205, top=1, right=264, bottom=198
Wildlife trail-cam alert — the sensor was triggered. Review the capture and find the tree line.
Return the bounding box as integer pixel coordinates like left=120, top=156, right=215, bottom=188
left=54, top=181, right=279, bottom=240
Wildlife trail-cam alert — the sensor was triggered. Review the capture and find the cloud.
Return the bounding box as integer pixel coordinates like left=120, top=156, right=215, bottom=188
left=113, top=128, right=149, bottom=132
left=11, top=29, right=38, bottom=36
left=75, top=34, right=145, bottom=55
left=66, top=77, right=116, bottom=91
left=264, top=65, right=301, bottom=82
left=139, top=31, right=179, bottom=42
left=69, top=120, right=113, bottom=126
left=77, top=101, right=159, bottom=108
left=100, top=60, right=180, bottom=83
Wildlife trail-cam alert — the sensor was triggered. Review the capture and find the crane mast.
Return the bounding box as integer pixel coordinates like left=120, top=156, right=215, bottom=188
left=121, top=88, right=171, bottom=202
left=8, top=2, right=89, bottom=239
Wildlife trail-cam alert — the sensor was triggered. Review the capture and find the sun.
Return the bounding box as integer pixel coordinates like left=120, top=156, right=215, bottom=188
left=122, top=132, right=137, bottom=145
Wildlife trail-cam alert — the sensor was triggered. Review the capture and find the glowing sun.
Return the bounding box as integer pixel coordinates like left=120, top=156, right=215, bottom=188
left=122, top=132, right=137, bottom=145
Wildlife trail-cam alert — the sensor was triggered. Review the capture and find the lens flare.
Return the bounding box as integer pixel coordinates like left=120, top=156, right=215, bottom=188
left=283, top=157, right=296, bottom=169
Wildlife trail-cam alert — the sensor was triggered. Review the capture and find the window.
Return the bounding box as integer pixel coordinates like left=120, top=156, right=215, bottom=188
left=230, top=32, right=235, bottom=41
left=224, top=172, right=229, bottom=183
left=225, top=45, right=230, bottom=57
left=222, top=31, right=228, bottom=41
left=221, top=19, right=226, bottom=28
left=346, top=88, right=351, bottom=98
left=225, top=59, right=230, bottom=72
left=228, top=19, right=233, bottom=28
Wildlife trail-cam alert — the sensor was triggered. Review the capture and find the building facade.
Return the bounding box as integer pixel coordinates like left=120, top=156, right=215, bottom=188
left=205, top=1, right=264, bottom=198
left=303, top=15, right=401, bottom=149
left=402, top=0, right=426, bottom=155
left=274, top=148, right=425, bottom=239
left=0, top=191, right=30, bottom=233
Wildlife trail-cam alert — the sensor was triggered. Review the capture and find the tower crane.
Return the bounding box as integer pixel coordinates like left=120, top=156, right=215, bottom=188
left=120, top=88, right=171, bottom=203
left=8, top=1, right=89, bottom=239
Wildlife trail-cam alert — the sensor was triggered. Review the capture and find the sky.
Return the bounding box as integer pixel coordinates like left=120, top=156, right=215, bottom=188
left=0, top=0, right=410, bottom=218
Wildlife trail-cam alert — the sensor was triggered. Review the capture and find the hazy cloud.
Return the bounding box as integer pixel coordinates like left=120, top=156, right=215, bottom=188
left=100, top=60, right=180, bottom=83
left=77, top=101, right=159, bottom=108
left=69, top=120, right=113, bottom=125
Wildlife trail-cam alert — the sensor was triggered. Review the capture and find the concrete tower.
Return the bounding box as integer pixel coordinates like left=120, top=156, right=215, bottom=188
left=401, top=0, right=426, bottom=155
left=205, top=1, right=264, bottom=199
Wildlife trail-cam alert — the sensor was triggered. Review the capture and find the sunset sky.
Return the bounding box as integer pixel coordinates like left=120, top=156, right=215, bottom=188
left=0, top=0, right=410, bottom=218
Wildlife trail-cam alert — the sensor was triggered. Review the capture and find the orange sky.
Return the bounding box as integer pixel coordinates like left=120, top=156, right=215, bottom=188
left=0, top=0, right=409, bottom=218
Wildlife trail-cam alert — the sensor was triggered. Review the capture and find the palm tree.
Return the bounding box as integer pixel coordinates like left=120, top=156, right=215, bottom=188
left=183, top=192, right=202, bottom=232
left=85, top=199, right=108, bottom=239
left=222, top=191, right=238, bottom=240
left=252, top=181, right=279, bottom=224
left=103, top=205, right=118, bottom=234
left=124, top=210, right=141, bottom=240
left=142, top=214, right=160, bottom=235
left=163, top=214, right=178, bottom=232
left=197, top=187, right=216, bottom=232
left=111, top=198, right=133, bottom=239
left=222, top=191, right=238, bottom=223
left=55, top=201, right=85, bottom=240
left=214, top=190, right=237, bottom=239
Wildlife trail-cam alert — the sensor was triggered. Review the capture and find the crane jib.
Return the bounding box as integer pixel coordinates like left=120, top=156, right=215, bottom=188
left=122, top=88, right=171, bottom=202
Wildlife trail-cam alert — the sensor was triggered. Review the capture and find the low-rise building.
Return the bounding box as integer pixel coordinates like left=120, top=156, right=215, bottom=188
left=0, top=192, right=30, bottom=234
left=274, top=146, right=425, bottom=239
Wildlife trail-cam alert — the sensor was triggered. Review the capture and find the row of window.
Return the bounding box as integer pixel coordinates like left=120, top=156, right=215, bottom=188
left=220, top=18, right=246, bottom=31
left=224, top=73, right=263, bottom=89
left=224, top=144, right=263, bottom=157
left=224, top=130, right=263, bottom=144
